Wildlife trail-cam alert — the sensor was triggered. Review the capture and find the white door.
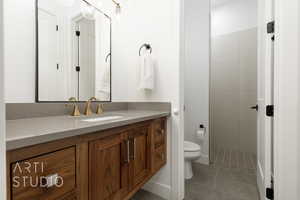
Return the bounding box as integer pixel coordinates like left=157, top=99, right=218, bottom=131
left=76, top=18, right=95, bottom=101
left=38, top=9, right=59, bottom=101
left=257, top=0, right=274, bottom=199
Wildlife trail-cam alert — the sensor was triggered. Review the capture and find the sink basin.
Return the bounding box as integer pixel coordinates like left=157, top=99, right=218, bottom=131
left=81, top=116, right=124, bottom=122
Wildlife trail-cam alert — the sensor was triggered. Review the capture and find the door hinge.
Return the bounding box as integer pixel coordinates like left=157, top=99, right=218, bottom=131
left=271, top=35, right=275, bottom=41
left=267, top=21, right=275, bottom=34
left=76, top=66, right=80, bottom=72
left=76, top=30, right=80, bottom=36
left=266, top=105, right=274, bottom=117
left=266, top=188, right=274, bottom=199
left=56, top=25, right=59, bottom=31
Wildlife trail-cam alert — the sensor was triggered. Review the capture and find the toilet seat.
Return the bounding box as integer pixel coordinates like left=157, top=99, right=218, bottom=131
left=184, top=141, right=201, bottom=152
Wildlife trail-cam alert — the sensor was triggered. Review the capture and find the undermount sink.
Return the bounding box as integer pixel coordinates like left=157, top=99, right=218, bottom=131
left=81, top=116, right=124, bottom=122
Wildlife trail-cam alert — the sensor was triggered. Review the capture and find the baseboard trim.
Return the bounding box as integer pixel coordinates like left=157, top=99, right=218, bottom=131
left=257, top=162, right=265, bottom=200
left=194, top=154, right=209, bottom=165
left=142, top=181, right=171, bottom=200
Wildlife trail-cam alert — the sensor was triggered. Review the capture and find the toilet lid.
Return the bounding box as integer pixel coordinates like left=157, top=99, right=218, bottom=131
left=184, top=141, right=201, bottom=152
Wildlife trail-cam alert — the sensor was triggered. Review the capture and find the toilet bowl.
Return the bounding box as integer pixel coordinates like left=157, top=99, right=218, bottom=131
left=184, top=141, right=201, bottom=179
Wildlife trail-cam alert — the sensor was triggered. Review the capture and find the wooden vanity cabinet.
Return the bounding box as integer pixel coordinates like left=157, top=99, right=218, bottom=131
left=89, top=132, right=130, bottom=200
left=7, top=117, right=167, bottom=200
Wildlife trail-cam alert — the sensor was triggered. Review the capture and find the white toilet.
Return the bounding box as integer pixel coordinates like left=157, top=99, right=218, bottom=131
left=184, top=141, right=201, bottom=179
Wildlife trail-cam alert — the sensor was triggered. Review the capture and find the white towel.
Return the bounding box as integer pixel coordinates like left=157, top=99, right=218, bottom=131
left=97, top=60, right=111, bottom=100
left=139, top=52, right=154, bottom=90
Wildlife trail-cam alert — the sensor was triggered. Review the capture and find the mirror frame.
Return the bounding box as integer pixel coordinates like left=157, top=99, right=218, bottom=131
left=35, top=0, right=112, bottom=103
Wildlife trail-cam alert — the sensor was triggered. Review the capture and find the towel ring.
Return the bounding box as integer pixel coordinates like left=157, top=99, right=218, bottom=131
left=139, top=44, right=152, bottom=56
left=105, top=53, right=111, bottom=63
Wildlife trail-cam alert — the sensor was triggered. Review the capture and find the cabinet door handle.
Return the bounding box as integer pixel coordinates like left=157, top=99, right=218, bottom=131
left=128, top=137, right=137, bottom=161
left=157, top=129, right=165, bottom=135
left=133, top=138, right=136, bottom=160
left=161, top=153, right=165, bottom=160
left=126, top=140, right=130, bottom=163
left=129, top=137, right=134, bottom=161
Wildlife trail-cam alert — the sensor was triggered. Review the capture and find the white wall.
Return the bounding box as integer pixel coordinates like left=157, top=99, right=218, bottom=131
left=211, top=0, right=257, bottom=36
left=184, top=0, right=210, bottom=164
left=4, top=0, right=36, bottom=102
left=0, top=0, right=6, bottom=198
left=110, top=1, right=180, bottom=103
left=109, top=0, right=182, bottom=198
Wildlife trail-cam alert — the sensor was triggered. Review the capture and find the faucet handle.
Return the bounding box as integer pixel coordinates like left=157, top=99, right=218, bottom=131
left=89, top=97, right=97, bottom=101
left=67, top=97, right=80, bottom=116
left=84, top=97, right=98, bottom=116
left=96, top=103, right=104, bottom=115
left=68, top=97, right=77, bottom=102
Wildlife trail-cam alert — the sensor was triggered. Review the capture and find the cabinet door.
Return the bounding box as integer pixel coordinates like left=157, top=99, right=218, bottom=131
left=153, top=145, right=167, bottom=172
left=89, top=133, right=129, bottom=200
left=11, top=147, right=76, bottom=200
left=153, top=118, right=167, bottom=149
left=129, top=126, right=151, bottom=188
left=151, top=118, right=167, bottom=173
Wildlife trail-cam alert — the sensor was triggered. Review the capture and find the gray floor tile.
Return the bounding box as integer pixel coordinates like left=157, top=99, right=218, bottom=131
left=213, top=149, right=257, bottom=171
left=132, top=161, right=259, bottom=200
left=132, top=190, right=165, bottom=200
left=184, top=163, right=259, bottom=200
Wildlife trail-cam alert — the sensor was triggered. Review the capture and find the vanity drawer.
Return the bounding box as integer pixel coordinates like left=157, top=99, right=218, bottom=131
left=11, top=147, right=76, bottom=200
left=153, top=146, right=167, bottom=172
left=153, top=118, right=166, bottom=149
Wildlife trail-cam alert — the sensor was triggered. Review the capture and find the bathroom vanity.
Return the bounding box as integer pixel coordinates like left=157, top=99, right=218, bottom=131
left=6, top=111, right=168, bottom=200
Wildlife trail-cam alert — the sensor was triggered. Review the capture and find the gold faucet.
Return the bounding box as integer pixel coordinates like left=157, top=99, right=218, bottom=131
left=67, top=97, right=81, bottom=116
left=84, top=97, right=97, bottom=116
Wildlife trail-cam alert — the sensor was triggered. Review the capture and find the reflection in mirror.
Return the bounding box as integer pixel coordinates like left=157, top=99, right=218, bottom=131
left=37, top=0, right=111, bottom=102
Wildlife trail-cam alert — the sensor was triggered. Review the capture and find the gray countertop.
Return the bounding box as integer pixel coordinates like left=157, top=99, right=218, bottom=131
left=6, top=110, right=170, bottom=151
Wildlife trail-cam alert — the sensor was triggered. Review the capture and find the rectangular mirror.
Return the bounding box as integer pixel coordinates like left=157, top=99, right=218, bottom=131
left=36, top=0, right=111, bottom=102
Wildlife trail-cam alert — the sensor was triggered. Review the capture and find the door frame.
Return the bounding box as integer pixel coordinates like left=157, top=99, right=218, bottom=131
left=273, top=0, right=300, bottom=199
left=0, top=0, right=6, bottom=198
left=257, top=0, right=274, bottom=199
left=71, top=14, right=85, bottom=100
left=72, top=15, right=96, bottom=101
left=175, top=0, right=185, bottom=199
left=258, top=0, right=300, bottom=199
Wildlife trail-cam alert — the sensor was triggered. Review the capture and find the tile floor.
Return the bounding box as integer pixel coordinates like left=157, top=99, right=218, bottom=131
left=185, top=163, right=259, bottom=200
left=133, top=150, right=259, bottom=200
left=132, top=189, right=165, bottom=200
left=213, top=149, right=257, bottom=171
